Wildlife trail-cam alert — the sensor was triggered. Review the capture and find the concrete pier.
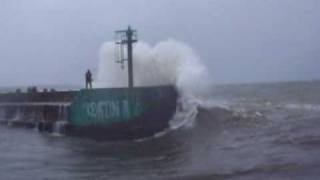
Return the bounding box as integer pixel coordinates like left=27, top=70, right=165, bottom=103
left=0, top=90, right=76, bottom=132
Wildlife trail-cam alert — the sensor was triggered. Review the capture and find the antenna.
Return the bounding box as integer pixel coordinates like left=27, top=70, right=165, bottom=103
left=115, top=26, right=138, bottom=88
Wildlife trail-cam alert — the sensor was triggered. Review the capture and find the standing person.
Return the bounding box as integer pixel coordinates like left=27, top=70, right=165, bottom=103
left=85, top=69, right=93, bottom=89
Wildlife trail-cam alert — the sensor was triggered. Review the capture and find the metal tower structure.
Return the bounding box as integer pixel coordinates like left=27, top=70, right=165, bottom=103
left=115, top=26, right=138, bottom=88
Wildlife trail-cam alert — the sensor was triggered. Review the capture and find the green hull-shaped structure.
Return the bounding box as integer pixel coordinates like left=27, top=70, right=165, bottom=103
left=68, top=85, right=178, bottom=140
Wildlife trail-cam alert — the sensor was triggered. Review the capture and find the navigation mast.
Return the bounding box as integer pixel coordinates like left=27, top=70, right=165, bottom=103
left=115, top=26, right=138, bottom=88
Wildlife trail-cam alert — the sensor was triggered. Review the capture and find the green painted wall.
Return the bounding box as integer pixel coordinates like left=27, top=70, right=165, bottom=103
left=69, top=86, right=174, bottom=126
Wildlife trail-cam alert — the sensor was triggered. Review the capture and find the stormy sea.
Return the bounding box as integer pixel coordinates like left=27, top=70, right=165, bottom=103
left=0, top=80, right=320, bottom=180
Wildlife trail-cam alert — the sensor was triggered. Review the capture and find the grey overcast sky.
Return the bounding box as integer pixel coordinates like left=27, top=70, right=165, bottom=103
left=0, top=0, right=319, bottom=86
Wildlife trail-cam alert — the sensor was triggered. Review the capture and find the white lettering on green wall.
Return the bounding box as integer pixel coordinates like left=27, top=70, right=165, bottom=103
left=85, top=100, right=131, bottom=120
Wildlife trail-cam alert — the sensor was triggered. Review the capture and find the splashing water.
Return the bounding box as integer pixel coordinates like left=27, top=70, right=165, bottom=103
left=95, top=39, right=208, bottom=92
left=95, top=39, right=210, bottom=129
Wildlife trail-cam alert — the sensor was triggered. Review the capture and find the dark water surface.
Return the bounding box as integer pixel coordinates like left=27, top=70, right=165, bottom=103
left=1, top=81, right=320, bottom=180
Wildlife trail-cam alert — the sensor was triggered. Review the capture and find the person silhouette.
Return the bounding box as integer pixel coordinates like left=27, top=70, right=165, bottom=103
left=85, top=69, right=93, bottom=89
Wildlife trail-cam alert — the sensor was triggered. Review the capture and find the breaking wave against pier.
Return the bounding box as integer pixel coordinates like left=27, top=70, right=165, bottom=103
left=95, top=39, right=210, bottom=131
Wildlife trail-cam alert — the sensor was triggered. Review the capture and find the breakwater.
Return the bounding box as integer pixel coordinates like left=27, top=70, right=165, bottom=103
left=0, top=85, right=178, bottom=140
left=0, top=90, right=76, bottom=132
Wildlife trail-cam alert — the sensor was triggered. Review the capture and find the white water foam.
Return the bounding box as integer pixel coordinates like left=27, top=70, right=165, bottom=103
left=8, top=108, right=23, bottom=125
left=281, top=103, right=320, bottom=111
left=51, top=120, right=68, bottom=137
left=95, top=39, right=210, bottom=130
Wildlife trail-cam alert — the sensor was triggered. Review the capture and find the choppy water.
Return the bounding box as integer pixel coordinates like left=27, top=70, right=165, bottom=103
left=1, top=81, right=320, bottom=180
